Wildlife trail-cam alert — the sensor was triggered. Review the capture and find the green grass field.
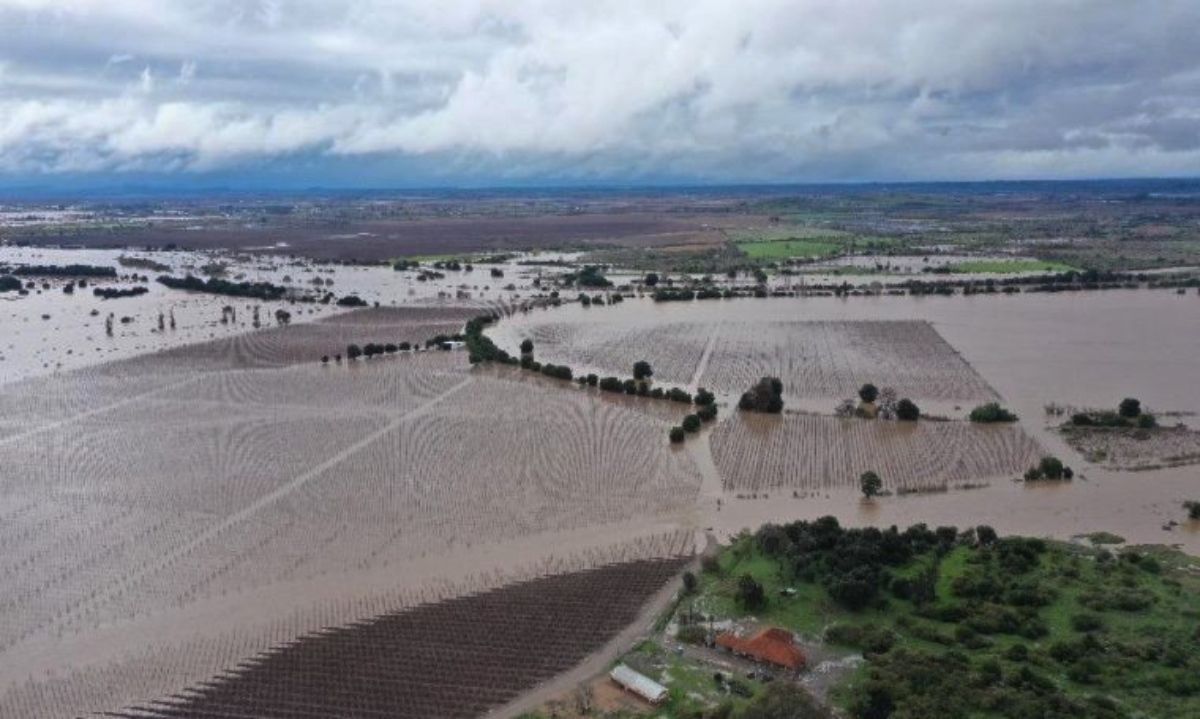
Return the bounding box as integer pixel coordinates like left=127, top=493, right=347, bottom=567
left=946, top=259, right=1076, bottom=274
left=688, top=524, right=1200, bottom=719
left=735, top=238, right=845, bottom=260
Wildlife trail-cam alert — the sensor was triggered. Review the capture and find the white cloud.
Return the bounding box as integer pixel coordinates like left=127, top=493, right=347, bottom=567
left=0, top=0, right=1197, bottom=181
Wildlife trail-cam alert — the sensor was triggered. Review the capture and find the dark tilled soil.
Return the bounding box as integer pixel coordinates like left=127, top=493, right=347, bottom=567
left=106, top=557, right=688, bottom=719
left=22, top=212, right=742, bottom=261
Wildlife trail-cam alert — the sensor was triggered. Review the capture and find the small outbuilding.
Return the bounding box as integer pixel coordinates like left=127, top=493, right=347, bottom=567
left=609, top=663, right=669, bottom=705
left=715, top=626, right=806, bottom=671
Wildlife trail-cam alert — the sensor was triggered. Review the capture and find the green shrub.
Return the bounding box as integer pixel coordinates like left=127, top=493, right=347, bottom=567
left=860, top=471, right=882, bottom=498
left=1039, top=456, right=1065, bottom=479
left=677, top=624, right=707, bottom=645
left=859, top=383, right=879, bottom=403
left=969, top=402, right=1018, bottom=423
left=739, top=377, right=784, bottom=413
left=736, top=573, right=766, bottom=609
left=825, top=622, right=897, bottom=654
left=895, top=398, right=920, bottom=421
left=1071, top=613, right=1105, bottom=632
left=1119, top=397, right=1142, bottom=418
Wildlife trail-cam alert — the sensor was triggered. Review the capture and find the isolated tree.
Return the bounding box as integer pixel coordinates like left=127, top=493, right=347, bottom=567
left=633, top=360, right=654, bottom=381
left=682, top=571, right=698, bottom=594
left=976, top=525, right=998, bottom=546
left=1119, top=397, right=1142, bottom=418
left=682, top=414, right=702, bottom=433
left=644, top=272, right=659, bottom=287
left=736, top=573, right=766, bottom=610
left=519, top=338, right=534, bottom=355
left=346, top=344, right=362, bottom=360
left=860, top=471, right=882, bottom=499
left=1039, top=456, right=1065, bottom=480
left=825, top=565, right=879, bottom=610
left=859, top=383, right=880, bottom=404
left=739, top=377, right=784, bottom=414
left=739, top=682, right=829, bottom=719
left=669, top=426, right=686, bottom=443
left=895, top=398, right=920, bottom=421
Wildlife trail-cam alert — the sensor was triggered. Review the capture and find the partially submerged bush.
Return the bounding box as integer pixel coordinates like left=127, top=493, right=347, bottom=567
left=895, top=398, right=921, bottom=421
left=1024, top=455, right=1073, bottom=481
left=739, top=377, right=784, bottom=414
left=1119, top=397, right=1142, bottom=418
left=969, top=402, right=1018, bottom=423
left=859, top=383, right=880, bottom=404
left=860, top=471, right=882, bottom=498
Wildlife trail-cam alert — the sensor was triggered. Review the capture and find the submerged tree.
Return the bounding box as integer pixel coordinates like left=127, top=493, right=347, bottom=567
left=1119, top=397, right=1142, bottom=418
left=739, top=377, right=784, bottom=414
left=859, top=383, right=880, bottom=404
left=860, top=471, right=883, bottom=498
left=895, top=398, right=920, bottom=421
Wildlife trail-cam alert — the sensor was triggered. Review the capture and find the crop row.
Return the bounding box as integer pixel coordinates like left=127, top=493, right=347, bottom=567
left=712, top=413, right=1042, bottom=492
left=107, top=556, right=690, bottom=719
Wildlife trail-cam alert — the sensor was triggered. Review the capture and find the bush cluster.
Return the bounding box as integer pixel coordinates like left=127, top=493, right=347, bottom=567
left=9, top=264, right=117, bottom=277
left=739, top=377, right=784, bottom=413
left=1023, top=455, right=1073, bottom=481
left=1070, top=398, right=1157, bottom=429
left=969, top=402, right=1019, bottom=423
left=158, top=274, right=288, bottom=301
left=94, top=286, right=150, bottom=300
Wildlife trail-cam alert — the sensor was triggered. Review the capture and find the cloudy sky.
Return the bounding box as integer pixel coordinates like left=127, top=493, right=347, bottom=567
left=1, top=0, right=1198, bottom=188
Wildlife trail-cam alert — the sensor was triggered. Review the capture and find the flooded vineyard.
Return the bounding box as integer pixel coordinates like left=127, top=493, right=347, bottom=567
left=713, top=413, right=1041, bottom=493
left=3, top=255, right=1200, bottom=716
left=102, top=556, right=690, bottom=719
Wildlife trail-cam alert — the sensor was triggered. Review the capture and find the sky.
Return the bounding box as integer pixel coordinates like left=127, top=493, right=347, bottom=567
left=1, top=0, right=1198, bottom=190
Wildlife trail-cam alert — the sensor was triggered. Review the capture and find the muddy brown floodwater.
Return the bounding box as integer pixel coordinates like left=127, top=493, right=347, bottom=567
left=2, top=281, right=1199, bottom=716
left=491, top=288, right=1200, bottom=552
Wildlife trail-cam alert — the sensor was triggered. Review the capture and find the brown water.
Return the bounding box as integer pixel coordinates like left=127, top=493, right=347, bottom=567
left=3, top=284, right=1199, bottom=715
left=0, top=246, right=546, bottom=384
left=492, top=289, right=1200, bottom=550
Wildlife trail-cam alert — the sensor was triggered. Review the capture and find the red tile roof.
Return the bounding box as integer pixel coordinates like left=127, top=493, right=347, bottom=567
left=715, top=627, right=805, bottom=670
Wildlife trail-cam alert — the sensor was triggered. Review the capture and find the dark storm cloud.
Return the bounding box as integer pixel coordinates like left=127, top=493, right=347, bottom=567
left=0, top=0, right=1198, bottom=182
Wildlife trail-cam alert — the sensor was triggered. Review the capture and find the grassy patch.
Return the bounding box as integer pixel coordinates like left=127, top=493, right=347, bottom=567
left=618, top=639, right=764, bottom=716
left=689, top=520, right=1200, bottom=719
left=946, top=259, right=1077, bottom=274
left=735, top=239, right=845, bottom=260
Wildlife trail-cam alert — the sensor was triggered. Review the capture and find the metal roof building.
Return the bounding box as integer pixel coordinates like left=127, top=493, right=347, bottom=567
left=609, top=664, right=669, bottom=705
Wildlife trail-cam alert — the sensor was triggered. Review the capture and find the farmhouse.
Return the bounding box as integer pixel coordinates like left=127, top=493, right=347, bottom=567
left=609, top=664, right=668, bottom=705
left=715, top=627, right=806, bottom=671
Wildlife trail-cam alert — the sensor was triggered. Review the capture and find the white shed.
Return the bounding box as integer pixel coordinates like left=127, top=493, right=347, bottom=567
left=609, top=664, right=669, bottom=705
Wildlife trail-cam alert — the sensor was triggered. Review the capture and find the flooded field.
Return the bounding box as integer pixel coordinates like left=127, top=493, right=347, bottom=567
left=713, top=413, right=1040, bottom=493
left=0, top=302, right=702, bottom=716
left=492, top=289, right=1200, bottom=549
left=3, top=248, right=1200, bottom=716
left=0, top=246, right=543, bottom=384
left=102, top=557, right=689, bottom=719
